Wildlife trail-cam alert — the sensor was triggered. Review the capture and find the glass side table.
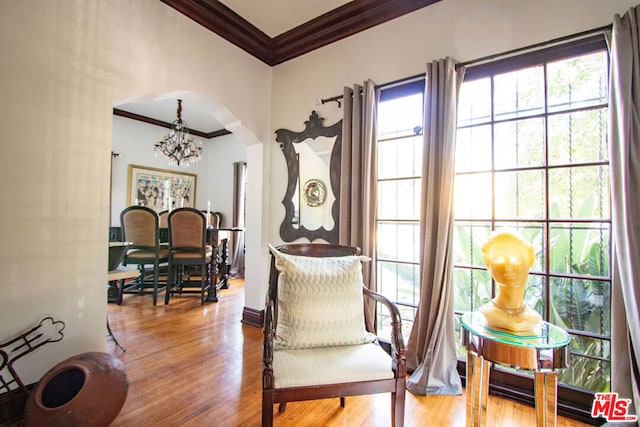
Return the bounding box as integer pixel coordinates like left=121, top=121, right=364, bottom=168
left=460, top=311, right=570, bottom=427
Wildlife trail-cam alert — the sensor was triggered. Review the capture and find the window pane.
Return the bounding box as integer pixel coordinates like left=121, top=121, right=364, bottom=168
left=453, top=267, right=492, bottom=312
left=571, top=335, right=611, bottom=359
left=494, top=66, right=544, bottom=120
left=377, top=260, right=420, bottom=304
left=456, top=125, right=492, bottom=172
left=549, top=277, right=611, bottom=336
left=398, top=305, right=417, bottom=341
left=547, top=51, right=608, bottom=113
left=377, top=260, right=402, bottom=301
left=377, top=178, right=421, bottom=219
left=376, top=260, right=419, bottom=342
left=378, top=93, right=423, bottom=139
left=458, top=78, right=491, bottom=126
left=453, top=222, right=492, bottom=267
left=549, top=166, right=609, bottom=219
left=548, top=223, right=610, bottom=277
left=494, top=170, right=545, bottom=219
left=378, top=135, right=422, bottom=179
left=377, top=222, right=420, bottom=263
left=523, top=274, right=545, bottom=315
left=494, top=118, right=544, bottom=168
left=397, top=265, right=420, bottom=306
left=548, top=109, right=608, bottom=165
left=454, top=173, right=492, bottom=219
left=377, top=301, right=415, bottom=343
left=560, top=351, right=610, bottom=393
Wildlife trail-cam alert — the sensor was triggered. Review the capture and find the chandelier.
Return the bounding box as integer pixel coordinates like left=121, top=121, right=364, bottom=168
left=154, top=99, right=202, bottom=167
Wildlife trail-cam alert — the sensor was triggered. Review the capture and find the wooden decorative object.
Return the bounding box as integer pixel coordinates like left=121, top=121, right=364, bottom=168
left=24, top=352, right=128, bottom=427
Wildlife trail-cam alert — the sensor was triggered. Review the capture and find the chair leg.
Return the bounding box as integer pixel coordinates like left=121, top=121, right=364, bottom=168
left=262, top=391, right=274, bottom=427
left=200, top=263, right=206, bottom=305
left=340, top=397, right=345, bottom=407
left=177, top=265, right=184, bottom=294
left=392, top=380, right=406, bottom=427
left=136, top=265, right=145, bottom=291
left=152, top=261, right=159, bottom=305
left=116, top=279, right=124, bottom=305
left=165, top=261, right=173, bottom=305
left=278, top=402, right=286, bottom=413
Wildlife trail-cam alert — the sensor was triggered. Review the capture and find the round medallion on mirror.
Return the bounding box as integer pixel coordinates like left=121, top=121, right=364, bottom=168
left=303, top=179, right=326, bottom=207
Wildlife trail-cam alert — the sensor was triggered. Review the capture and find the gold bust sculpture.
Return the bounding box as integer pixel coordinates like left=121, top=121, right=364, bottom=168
left=479, top=229, right=542, bottom=333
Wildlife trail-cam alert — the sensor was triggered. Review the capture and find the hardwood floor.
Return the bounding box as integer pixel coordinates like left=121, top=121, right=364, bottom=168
left=106, top=279, right=592, bottom=427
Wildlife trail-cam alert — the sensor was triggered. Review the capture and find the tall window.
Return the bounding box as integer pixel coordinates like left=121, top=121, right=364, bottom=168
left=376, top=85, right=423, bottom=339
left=454, top=37, right=610, bottom=393
left=375, top=36, right=611, bottom=396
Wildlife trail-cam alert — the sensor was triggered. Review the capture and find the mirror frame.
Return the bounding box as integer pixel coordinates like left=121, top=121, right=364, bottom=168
left=275, top=111, right=341, bottom=243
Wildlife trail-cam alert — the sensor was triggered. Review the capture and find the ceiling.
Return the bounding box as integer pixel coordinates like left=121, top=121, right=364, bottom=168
left=218, top=0, right=353, bottom=38
left=115, top=0, right=441, bottom=137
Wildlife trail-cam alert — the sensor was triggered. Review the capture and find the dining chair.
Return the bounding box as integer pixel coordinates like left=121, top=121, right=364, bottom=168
left=158, top=210, right=169, bottom=243
left=120, top=206, right=169, bottom=305
left=158, top=210, right=169, bottom=228
left=165, top=208, right=213, bottom=305
left=263, top=243, right=406, bottom=427
left=201, top=210, right=222, bottom=228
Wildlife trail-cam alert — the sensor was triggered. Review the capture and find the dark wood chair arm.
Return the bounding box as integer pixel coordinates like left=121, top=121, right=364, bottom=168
left=262, top=299, right=274, bottom=390
left=363, top=287, right=407, bottom=377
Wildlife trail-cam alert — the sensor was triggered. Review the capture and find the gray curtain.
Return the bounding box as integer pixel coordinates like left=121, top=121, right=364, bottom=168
left=608, top=5, right=640, bottom=417
left=229, top=161, right=246, bottom=278
left=340, top=80, right=378, bottom=332
left=405, top=58, right=464, bottom=395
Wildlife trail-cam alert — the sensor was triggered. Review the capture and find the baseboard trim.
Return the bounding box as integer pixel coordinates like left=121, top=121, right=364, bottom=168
left=241, top=306, right=264, bottom=328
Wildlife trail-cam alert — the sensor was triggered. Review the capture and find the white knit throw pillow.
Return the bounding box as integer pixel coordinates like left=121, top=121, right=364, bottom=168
left=269, top=245, right=374, bottom=349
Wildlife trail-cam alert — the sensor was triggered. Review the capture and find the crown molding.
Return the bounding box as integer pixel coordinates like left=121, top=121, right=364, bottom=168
left=161, top=0, right=441, bottom=66
left=271, top=0, right=441, bottom=65
left=160, top=0, right=273, bottom=64
left=113, top=108, right=231, bottom=139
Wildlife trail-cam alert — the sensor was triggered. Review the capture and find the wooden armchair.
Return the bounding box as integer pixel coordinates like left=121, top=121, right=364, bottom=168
left=262, top=243, right=406, bottom=426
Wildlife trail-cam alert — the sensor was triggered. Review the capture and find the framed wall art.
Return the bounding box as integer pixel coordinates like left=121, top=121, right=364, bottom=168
left=127, top=164, right=197, bottom=213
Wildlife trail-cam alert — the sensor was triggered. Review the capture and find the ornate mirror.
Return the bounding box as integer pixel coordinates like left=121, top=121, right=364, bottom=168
left=275, top=111, right=341, bottom=242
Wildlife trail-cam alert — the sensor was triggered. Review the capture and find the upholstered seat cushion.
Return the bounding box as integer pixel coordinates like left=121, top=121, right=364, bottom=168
left=127, top=247, right=169, bottom=259
left=269, top=245, right=374, bottom=349
left=273, top=343, right=394, bottom=388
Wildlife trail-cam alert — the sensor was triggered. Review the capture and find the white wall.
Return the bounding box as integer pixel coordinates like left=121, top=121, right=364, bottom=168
left=0, top=0, right=270, bottom=385
left=110, top=116, right=246, bottom=226
left=244, top=143, right=271, bottom=310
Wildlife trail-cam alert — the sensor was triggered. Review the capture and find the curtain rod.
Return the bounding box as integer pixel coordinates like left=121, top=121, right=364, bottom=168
left=319, top=23, right=611, bottom=106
